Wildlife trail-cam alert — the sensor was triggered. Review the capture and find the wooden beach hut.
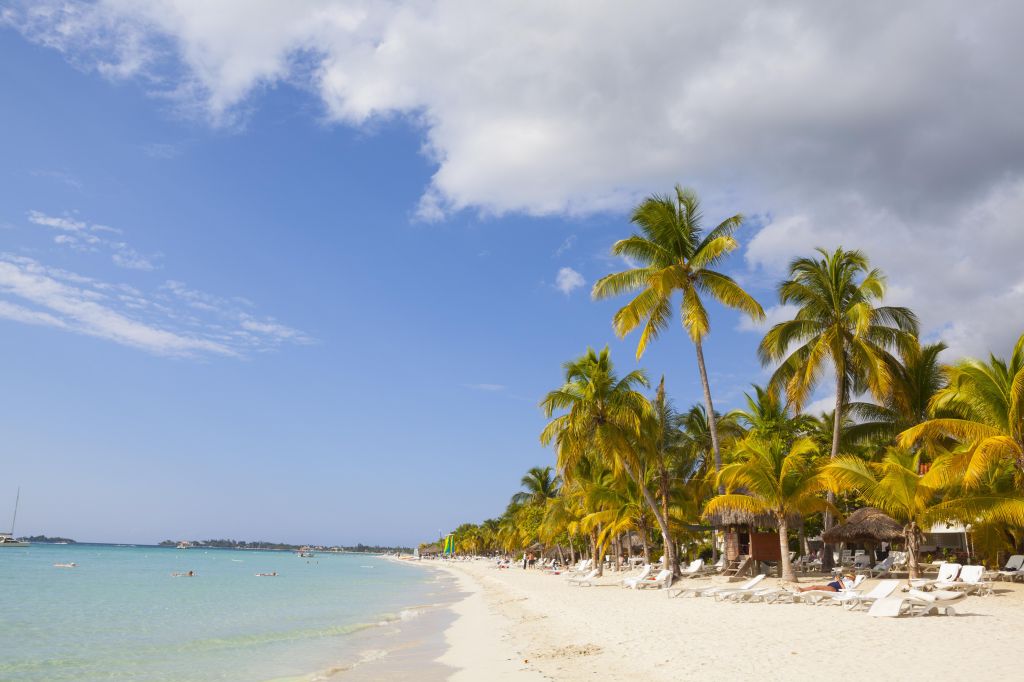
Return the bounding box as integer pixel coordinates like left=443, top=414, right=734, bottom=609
left=706, top=509, right=801, bottom=575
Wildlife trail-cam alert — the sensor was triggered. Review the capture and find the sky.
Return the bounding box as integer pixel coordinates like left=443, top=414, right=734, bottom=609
left=2, top=1, right=1023, bottom=546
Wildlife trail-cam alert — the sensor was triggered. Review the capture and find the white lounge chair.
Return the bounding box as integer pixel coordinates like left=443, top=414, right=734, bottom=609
left=865, top=556, right=894, bottom=578
left=568, top=568, right=600, bottom=587
left=670, top=574, right=766, bottom=599
left=851, top=554, right=872, bottom=571
left=621, top=564, right=652, bottom=588
left=828, top=579, right=901, bottom=610
left=910, top=562, right=961, bottom=590
left=868, top=589, right=965, bottom=617
left=993, top=554, right=1024, bottom=582
left=634, top=569, right=673, bottom=590
left=677, top=559, right=705, bottom=579
left=564, top=559, right=592, bottom=578
left=764, top=574, right=865, bottom=604
left=937, top=565, right=992, bottom=595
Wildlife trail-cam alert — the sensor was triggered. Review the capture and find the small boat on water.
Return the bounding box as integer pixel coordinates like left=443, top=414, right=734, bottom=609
left=54, top=562, right=77, bottom=568
left=297, top=546, right=315, bottom=558
left=1, top=489, right=28, bottom=548
left=176, top=541, right=192, bottom=549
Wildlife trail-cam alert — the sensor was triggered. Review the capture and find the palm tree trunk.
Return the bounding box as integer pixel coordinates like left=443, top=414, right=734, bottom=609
left=591, top=529, right=601, bottom=577
left=694, top=336, right=724, bottom=564
left=906, top=521, right=921, bottom=579
left=658, top=464, right=679, bottom=573
left=625, top=463, right=678, bottom=576
left=822, top=366, right=846, bottom=572
left=778, top=515, right=796, bottom=582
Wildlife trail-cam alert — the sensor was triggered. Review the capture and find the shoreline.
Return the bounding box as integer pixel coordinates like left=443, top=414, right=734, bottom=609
left=400, top=558, right=1024, bottom=680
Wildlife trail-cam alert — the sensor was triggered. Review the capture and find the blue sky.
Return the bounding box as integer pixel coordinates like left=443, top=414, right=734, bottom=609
left=3, top=2, right=1023, bottom=545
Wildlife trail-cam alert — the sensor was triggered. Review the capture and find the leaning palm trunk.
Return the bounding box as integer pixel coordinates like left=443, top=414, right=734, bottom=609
left=658, top=467, right=679, bottom=573
left=821, top=368, right=846, bottom=572
left=694, top=337, right=724, bottom=562
left=777, top=515, right=796, bottom=582
left=591, top=528, right=602, bottom=577
left=625, top=463, right=678, bottom=576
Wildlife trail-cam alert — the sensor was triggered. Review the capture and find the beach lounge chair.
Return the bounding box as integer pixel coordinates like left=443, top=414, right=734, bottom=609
left=851, top=554, right=872, bottom=571
left=635, top=569, right=673, bottom=590
left=910, top=562, right=961, bottom=590
left=676, top=559, right=705, bottom=579
left=864, top=555, right=895, bottom=578
left=564, top=559, right=592, bottom=578
left=828, top=579, right=900, bottom=610
left=992, top=554, right=1024, bottom=582
left=937, top=565, right=992, bottom=595
left=791, top=574, right=867, bottom=605
left=621, top=564, right=652, bottom=588
left=698, top=555, right=726, bottom=575
left=568, top=568, right=600, bottom=587
left=670, top=574, right=766, bottom=599
left=868, top=589, right=965, bottom=617
left=763, top=574, right=866, bottom=604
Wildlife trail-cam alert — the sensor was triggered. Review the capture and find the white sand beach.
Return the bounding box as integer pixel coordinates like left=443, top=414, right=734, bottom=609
left=427, top=560, right=1024, bottom=680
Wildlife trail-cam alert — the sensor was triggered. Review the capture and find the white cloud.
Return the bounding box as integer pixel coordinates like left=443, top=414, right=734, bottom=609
left=555, top=266, right=585, bottom=295
left=464, top=383, right=505, bottom=392
left=6, top=1, right=1024, bottom=355
left=0, top=244, right=309, bottom=357
left=29, top=210, right=157, bottom=271
left=554, top=234, right=576, bottom=257
left=28, top=210, right=87, bottom=232
left=0, top=255, right=234, bottom=357
left=736, top=304, right=799, bottom=333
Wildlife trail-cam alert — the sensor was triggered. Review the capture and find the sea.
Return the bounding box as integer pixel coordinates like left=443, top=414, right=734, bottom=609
left=0, top=544, right=461, bottom=681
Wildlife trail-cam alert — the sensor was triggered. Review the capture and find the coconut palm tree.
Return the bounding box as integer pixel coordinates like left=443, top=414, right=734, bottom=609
left=644, top=377, right=685, bottom=573
left=704, top=435, right=832, bottom=582
left=901, top=333, right=1024, bottom=482
left=759, top=247, right=918, bottom=568
left=824, top=447, right=1024, bottom=577
left=592, top=185, right=765, bottom=485
left=539, top=347, right=678, bottom=575
left=510, top=466, right=562, bottom=506
left=847, top=340, right=948, bottom=448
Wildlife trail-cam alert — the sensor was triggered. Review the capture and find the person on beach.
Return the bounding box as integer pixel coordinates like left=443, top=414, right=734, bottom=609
left=798, top=574, right=854, bottom=592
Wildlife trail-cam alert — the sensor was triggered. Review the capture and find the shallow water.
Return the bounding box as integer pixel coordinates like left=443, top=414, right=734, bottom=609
left=0, top=544, right=456, bottom=681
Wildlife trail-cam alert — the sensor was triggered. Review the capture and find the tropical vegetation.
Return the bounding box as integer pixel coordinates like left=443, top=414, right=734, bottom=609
left=421, top=186, right=1024, bottom=584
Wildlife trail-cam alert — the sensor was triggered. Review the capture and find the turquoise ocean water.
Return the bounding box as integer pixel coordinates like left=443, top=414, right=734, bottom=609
left=0, top=544, right=455, bottom=681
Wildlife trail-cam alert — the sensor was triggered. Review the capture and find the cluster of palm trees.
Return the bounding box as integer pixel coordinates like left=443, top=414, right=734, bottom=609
left=434, top=186, right=1024, bottom=582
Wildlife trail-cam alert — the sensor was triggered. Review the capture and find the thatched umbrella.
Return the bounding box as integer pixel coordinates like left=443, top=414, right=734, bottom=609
left=823, top=507, right=904, bottom=561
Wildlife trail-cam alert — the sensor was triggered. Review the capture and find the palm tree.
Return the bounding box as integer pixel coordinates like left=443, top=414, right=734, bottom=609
left=704, top=435, right=831, bottom=582
left=730, top=384, right=813, bottom=441
left=824, top=447, right=1024, bottom=578
left=759, top=247, right=918, bottom=567
left=901, top=333, right=1024, bottom=482
left=592, top=185, right=764, bottom=485
left=644, top=377, right=685, bottom=573
left=539, top=347, right=677, bottom=576
left=511, top=466, right=562, bottom=506
left=847, top=340, right=948, bottom=448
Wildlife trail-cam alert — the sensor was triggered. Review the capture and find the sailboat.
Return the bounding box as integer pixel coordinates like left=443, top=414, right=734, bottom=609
left=1, top=488, right=29, bottom=547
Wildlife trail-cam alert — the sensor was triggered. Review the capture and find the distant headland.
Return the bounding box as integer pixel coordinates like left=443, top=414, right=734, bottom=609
left=18, top=535, right=76, bottom=543
left=158, top=539, right=411, bottom=553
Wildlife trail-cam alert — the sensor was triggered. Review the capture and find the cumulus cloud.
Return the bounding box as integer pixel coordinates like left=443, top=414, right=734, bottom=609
left=6, top=1, right=1024, bottom=354
left=555, top=267, right=585, bottom=295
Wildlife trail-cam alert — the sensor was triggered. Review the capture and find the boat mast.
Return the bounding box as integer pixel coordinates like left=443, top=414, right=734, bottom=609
left=9, top=487, right=19, bottom=535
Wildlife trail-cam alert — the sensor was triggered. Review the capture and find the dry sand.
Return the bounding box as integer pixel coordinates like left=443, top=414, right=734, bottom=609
left=423, top=559, right=1024, bottom=680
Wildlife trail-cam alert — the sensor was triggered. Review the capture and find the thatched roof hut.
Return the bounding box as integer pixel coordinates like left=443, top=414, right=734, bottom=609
left=705, top=509, right=803, bottom=530
left=420, top=543, right=442, bottom=555
left=823, top=507, right=905, bottom=545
